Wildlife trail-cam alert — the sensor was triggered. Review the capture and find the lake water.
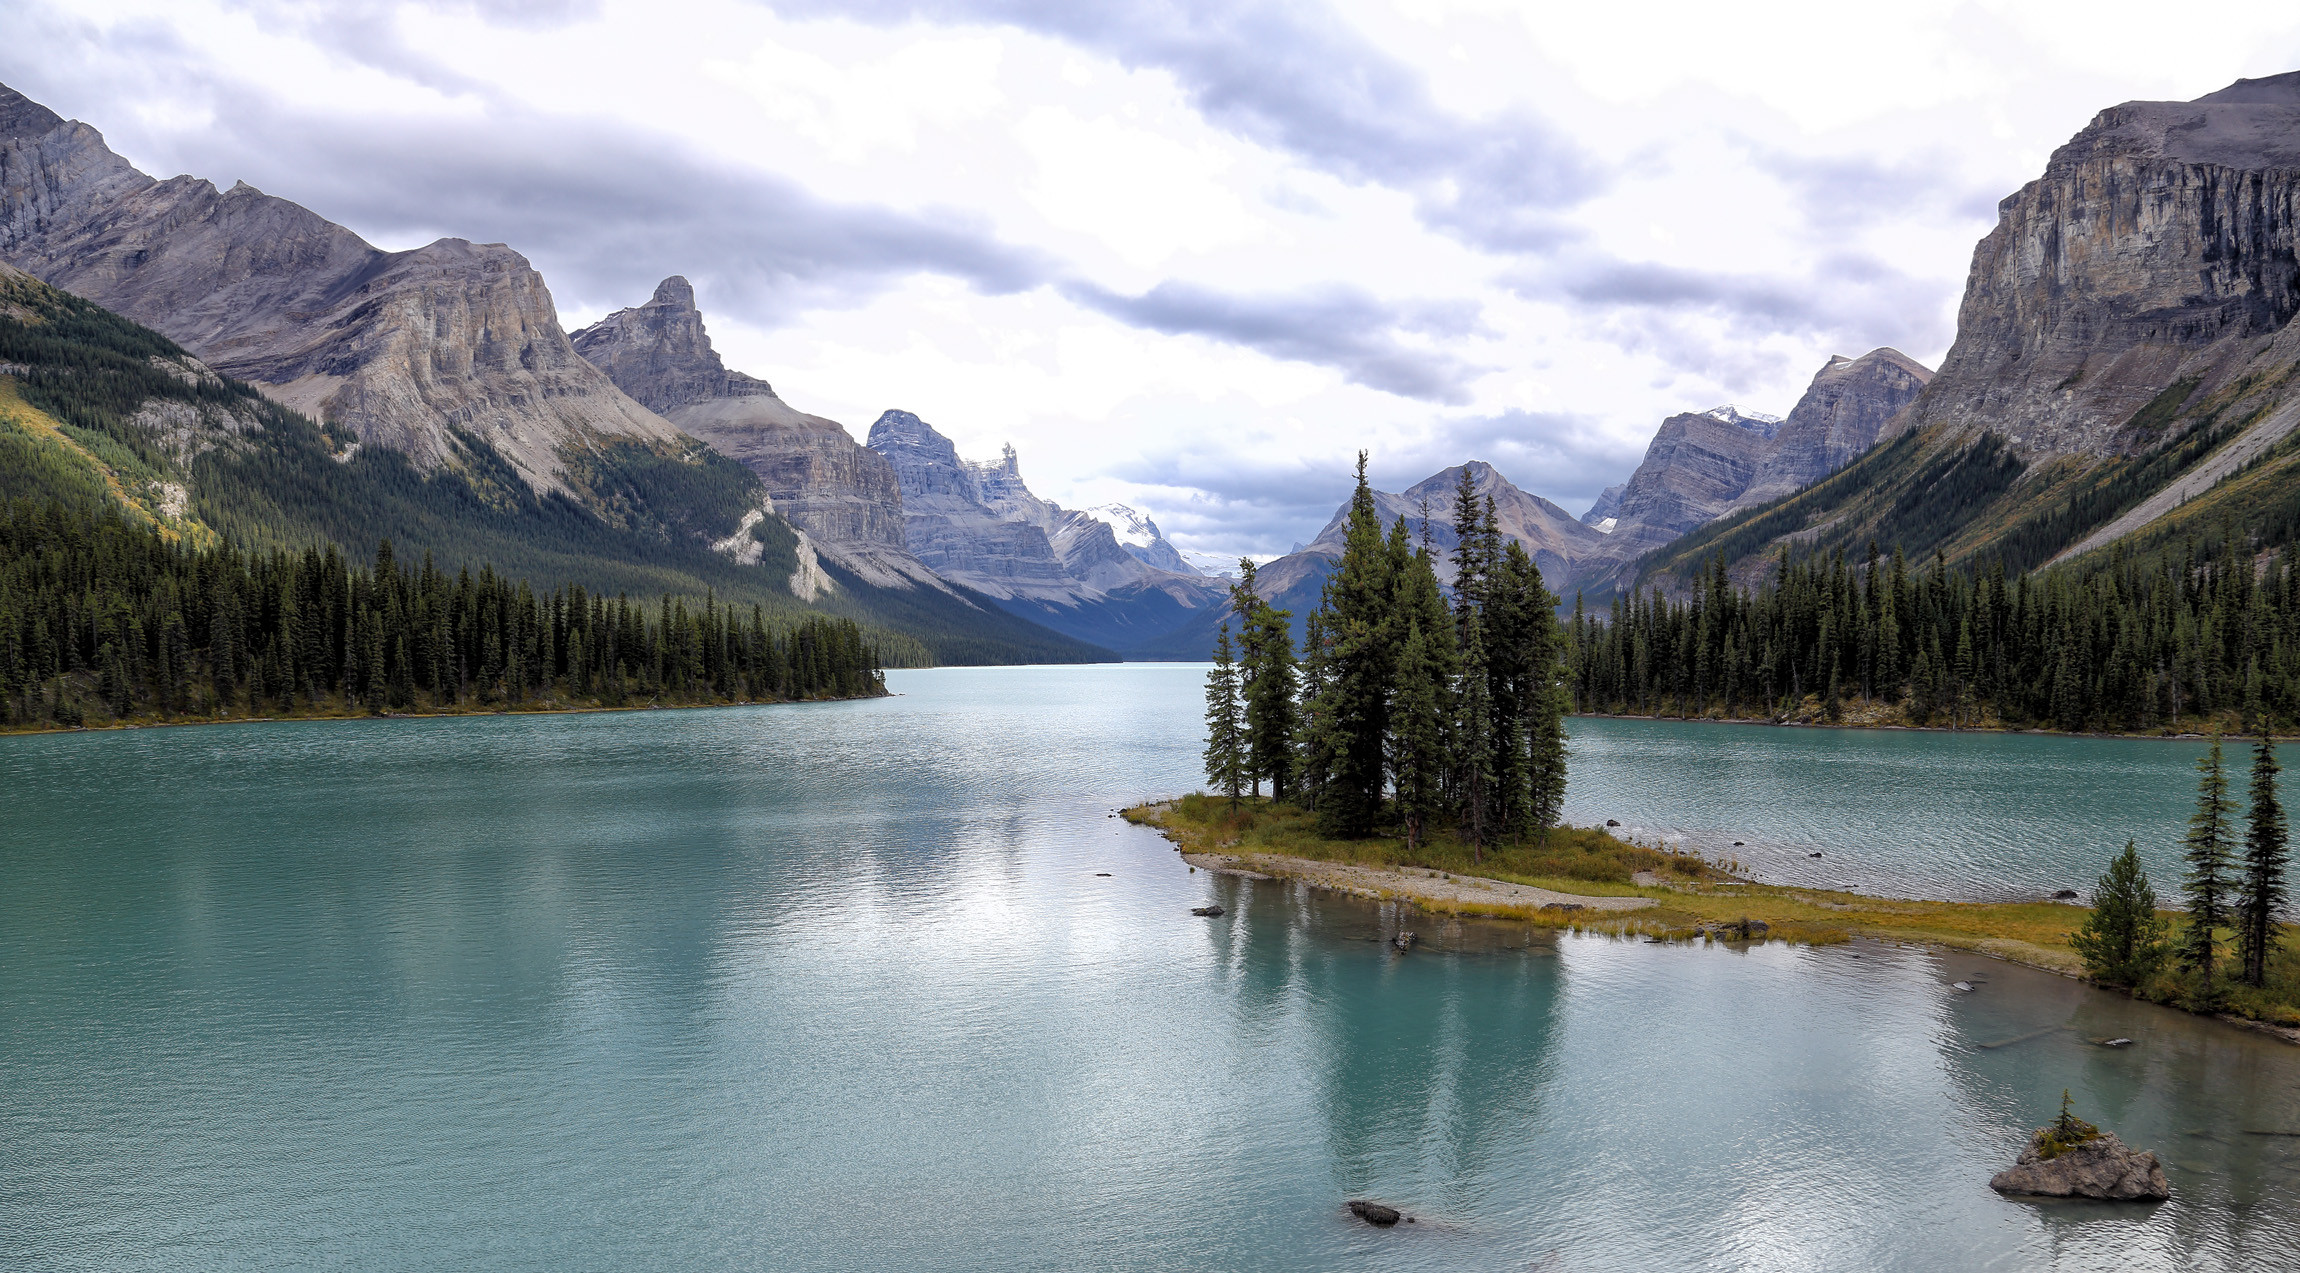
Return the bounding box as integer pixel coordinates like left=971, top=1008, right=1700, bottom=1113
left=3, top=664, right=2296, bottom=1271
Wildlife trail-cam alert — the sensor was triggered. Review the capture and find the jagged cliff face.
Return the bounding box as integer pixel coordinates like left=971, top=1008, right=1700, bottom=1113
left=864, top=412, right=1086, bottom=599
left=1605, top=406, right=1784, bottom=549
left=570, top=278, right=931, bottom=590
left=1734, top=350, right=1933, bottom=506
left=864, top=409, right=1225, bottom=651
left=1901, top=72, right=2300, bottom=458
left=570, top=276, right=776, bottom=411
left=0, top=84, right=680, bottom=495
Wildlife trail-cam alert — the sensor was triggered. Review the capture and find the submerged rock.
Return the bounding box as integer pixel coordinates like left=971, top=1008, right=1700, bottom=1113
left=1991, top=1130, right=2169, bottom=1201
left=1347, top=1200, right=1402, bottom=1226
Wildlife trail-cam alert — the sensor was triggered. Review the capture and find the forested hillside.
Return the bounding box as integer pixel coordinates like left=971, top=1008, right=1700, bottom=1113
left=0, top=501, right=884, bottom=730
left=1576, top=537, right=2300, bottom=734
left=0, top=265, right=1109, bottom=668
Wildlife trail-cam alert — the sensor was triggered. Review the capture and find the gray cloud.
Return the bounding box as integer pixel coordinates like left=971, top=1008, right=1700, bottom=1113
left=1063, top=281, right=1487, bottom=403
left=767, top=0, right=1604, bottom=256
left=1521, top=251, right=1957, bottom=377
left=1745, top=143, right=2002, bottom=234
left=1117, top=407, right=1636, bottom=554
left=4, top=28, right=1487, bottom=399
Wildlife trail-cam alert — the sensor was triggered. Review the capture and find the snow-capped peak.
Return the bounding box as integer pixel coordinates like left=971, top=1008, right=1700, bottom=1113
left=1085, top=503, right=1162, bottom=550
left=1703, top=404, right=1783, bottom=427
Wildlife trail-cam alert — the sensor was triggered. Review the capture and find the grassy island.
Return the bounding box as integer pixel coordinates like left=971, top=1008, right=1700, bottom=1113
left=1127, top=795, right=2300, bottom=1036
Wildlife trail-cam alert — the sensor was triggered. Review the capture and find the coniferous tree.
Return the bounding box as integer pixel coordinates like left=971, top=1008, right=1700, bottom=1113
left=1315, top=453, right=1397, bottom=837
left=2180, top=736, right=2236, bottom=992
left=2071, top=840, right=2170, bottom=987
left=1229, top=560, right=1300, bottom=799
left=1203, top=625, right=1246, bottom=808
left=1389, top=618, right=1444, bottom=849
left=2238, top=732, right=2289, bottom=988
left=1457, top=611, right=1497, bottom=859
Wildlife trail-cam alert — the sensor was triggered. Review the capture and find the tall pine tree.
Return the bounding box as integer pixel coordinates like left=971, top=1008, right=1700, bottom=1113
left=2238, top=732, right=2289, bottom=988
left=2180, top=735, right=2236, bottom=992
left=1203, top=625, right=1246, bottom=808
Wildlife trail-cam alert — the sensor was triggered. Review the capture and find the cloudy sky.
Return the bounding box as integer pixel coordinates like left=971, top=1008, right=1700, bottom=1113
left=8, top=1, right=2300, bottom=558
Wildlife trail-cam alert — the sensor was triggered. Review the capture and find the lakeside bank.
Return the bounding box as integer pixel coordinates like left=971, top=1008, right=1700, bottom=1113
left=1126, top=795, right=2300, bottom=1043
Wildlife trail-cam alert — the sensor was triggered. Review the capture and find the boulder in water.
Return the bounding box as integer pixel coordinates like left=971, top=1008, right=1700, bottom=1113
left=1392, top=931, right=1418, bottom=952
left=1991, top=1130, right=2168, bottom=1201
left=2052, top=889, right=2079, bottom=900
left=1347, top=1200, right=1402, bottom=1226
left=1191, top=905, right=1224, bottom=917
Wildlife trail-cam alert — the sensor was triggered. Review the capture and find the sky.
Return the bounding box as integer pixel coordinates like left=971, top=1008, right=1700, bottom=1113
left=7, top=1, right=2300, bottom=560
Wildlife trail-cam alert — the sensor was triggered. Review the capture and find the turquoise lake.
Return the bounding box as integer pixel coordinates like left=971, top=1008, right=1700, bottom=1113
left=3, top=663, right=2297, bottom=1271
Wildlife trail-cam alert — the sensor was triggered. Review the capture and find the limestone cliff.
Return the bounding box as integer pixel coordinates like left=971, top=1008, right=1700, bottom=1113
left=1898, top=71, right=2300, bottom=461
left=1634, top=71, right=2300, bottom=589
left=571, top=277, right=937, bottom=589
left=865, top=410, right=1225, bottom=651
left=0, top=83, right=681, bottom=496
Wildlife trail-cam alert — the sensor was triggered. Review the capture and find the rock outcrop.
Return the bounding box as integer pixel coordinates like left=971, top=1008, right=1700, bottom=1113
left=571, top=278, right=939, bottom=590
left=1989, top=1130, right=2170, bottom=1201
left=0, top=83, right=682, bottom=496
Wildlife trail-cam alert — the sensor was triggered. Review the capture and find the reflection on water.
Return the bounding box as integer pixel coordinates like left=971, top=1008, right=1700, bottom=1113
left=0, top=666, right=2294, bottom=1271
left=1562, top=717, right=2282, bottom=902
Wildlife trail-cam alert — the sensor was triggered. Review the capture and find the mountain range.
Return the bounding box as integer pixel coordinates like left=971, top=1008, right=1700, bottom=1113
left=8, top=69, right=2300, bottom=661
left=1638, top=71, right=2300, bottom=592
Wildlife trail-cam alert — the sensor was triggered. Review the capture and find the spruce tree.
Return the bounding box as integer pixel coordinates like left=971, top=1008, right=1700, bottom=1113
left=2238, top=732, right=2289, bottom=988
left=1313, top=452, right=1397, bottom=838
left=2179, top=735, right=2236, bottom=992
left=1456, top=613, right=1497, bottom=859
left=1229, top=560, right=1299, bottom=799
left=1389, top=618, right=1443, bottom=849
left=2071, top=840, right=2169, bottom=987
left=1203, top=625, right=1246, bottom=808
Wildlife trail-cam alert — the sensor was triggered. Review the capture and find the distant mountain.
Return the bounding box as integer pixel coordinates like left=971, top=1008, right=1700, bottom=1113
left=1179, top=549, right=1243, bottom=579
left=0, top=83, right=682, bottom=501
left=1733, top=350, right=1934, bottom=508
left=1132, top=460, right=1603, bottom=659
left=1579, top=483, right=1625, bottom=531
left=1600, top=356, right=1930, bottom=559
left=1083, top=503, right=1199, bottom=574
left=864, top=411, right=1227, bottom=653
left=1639, top=71, right=2300, bottom=591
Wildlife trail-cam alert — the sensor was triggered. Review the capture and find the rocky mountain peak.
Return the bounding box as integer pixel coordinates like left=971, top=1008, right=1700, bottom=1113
left=1895, top=70, right=2300, bottom=462
left=568, top=274, right=774, bottom=414
left=0, top=83, right=63, bottom=140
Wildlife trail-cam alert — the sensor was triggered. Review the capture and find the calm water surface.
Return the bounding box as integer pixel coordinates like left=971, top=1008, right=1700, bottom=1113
left=3, top=664, right=2297, bottom=1271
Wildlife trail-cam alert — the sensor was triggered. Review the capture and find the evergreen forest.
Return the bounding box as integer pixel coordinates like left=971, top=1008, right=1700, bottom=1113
left=0, top=499, right=886, bottom=731
left=1570, top=537, right=2300, bottom=734
left=1205, top=457, right=1570, bottom=853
